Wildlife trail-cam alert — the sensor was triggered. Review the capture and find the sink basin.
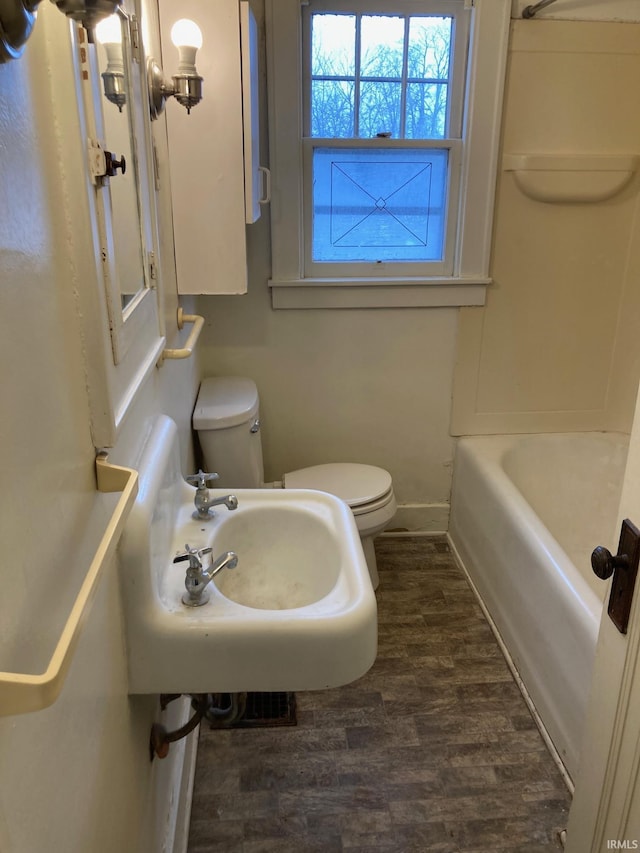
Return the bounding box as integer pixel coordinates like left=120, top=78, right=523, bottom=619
left=119, top=416, right=377, bottom=694
left=209, top=504, right=342, bottom=609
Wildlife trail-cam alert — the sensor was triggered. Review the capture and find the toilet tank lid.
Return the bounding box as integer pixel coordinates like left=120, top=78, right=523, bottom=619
left=193, top=377, right=259, bottom=430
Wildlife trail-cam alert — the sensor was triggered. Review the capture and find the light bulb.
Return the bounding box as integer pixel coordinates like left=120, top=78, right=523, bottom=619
left=95, top=14, right=122, bottom=45
left=95, top=12, right=125, bottom=111
left=170, top=19, right=202, bottom=50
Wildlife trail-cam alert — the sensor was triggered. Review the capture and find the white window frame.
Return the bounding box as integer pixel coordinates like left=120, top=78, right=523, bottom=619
left=265, top=0, right=510, bottom=309
left=303, top=0, right=468, bottom=280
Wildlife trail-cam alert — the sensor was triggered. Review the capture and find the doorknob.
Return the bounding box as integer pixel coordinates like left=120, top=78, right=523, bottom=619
left=591, top=546, right=629, bottom=580
left=591, top=519, right=640, bottom=634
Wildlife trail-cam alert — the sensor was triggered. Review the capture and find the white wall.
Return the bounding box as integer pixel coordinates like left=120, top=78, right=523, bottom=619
left=0, top=5, right=200, bottom=851
left=197, top=219, right=458, bottom=533
left=452, top=19, right=640, bottom=436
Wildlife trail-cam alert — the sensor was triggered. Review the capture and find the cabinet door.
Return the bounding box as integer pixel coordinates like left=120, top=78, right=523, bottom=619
left=241, top=0, right=263, bottom=224
left=75, top=2, right=165, bottom=442
left=159, top=0, right=248, bottom=294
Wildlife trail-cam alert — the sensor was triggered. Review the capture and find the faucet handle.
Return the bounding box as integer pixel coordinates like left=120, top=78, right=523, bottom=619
left=186, top=470, right=219, bottom=490
left=173, top=543, right=212, bottom=569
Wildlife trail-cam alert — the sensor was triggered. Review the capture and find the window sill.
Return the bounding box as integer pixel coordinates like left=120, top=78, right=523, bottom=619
left=268, top=277, right=490, bottom=309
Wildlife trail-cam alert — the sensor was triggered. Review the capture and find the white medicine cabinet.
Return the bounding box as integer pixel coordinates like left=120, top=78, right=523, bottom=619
left=158, top=0, right=265, bottom=295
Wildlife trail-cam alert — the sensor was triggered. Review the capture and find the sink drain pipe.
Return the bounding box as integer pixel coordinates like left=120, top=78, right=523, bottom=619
left=205, top=692, right=248, bottom=727
left=150, top=692, right=248, bottom=759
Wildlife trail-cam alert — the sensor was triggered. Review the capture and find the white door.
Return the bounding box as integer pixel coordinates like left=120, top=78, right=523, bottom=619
left=566, top=383, right=640, bottom=851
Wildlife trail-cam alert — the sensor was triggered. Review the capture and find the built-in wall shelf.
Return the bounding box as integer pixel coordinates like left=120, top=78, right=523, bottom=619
left=503, top=154, right=639, bottom=203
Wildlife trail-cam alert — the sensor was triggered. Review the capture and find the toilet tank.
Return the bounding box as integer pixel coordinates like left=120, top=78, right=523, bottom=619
left=193, top=377, right=264, bottom=488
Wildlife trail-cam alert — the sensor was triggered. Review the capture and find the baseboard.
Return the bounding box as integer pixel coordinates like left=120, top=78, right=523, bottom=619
left=387, top=502, right=450, bottom=534
left=172, top=720, right=199, bottom=853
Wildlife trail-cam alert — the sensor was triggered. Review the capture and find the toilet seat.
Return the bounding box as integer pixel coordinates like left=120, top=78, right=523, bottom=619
left=349, top=488, right=395, bottom=517
left=283, top=463, right=394, bottom=515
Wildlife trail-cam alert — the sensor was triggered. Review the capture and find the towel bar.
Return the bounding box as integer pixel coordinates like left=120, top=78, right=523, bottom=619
left=161, top=308, right=205, bottom=361
left=0, top=454, right=138, bottom=717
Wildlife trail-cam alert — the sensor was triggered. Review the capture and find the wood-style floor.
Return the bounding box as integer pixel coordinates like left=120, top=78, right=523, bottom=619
left=187, top=535, right=571, bottom=852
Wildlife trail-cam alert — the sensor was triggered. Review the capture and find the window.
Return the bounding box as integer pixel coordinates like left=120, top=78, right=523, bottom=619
left=266, top=0, right=510, bottom=308
left=305, top=3, right=467, bottom=276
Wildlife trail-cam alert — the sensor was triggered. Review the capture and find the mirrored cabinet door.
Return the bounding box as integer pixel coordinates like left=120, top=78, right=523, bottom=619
left=95, top=11, right=148, bottom=313
left=72, top=1, right=165, bottom=429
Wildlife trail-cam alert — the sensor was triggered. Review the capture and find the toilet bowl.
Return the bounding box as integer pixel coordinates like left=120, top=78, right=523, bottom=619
left=192, top=377, right=397, bottom=588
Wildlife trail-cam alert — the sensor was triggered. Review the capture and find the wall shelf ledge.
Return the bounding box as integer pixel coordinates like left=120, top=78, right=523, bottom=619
left=502, top=153, right=639, bottom=203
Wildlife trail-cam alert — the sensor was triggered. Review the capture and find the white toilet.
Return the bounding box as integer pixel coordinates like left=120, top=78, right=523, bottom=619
left=192, top=377, right=397, bottom=588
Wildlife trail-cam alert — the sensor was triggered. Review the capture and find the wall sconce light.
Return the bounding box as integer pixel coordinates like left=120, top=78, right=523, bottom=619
left=51, top=0, right=120, bottom=34
left=0, top=0, right=122, bottom=63
left=147, top=18, right=203, bottom=121
left=95, top=12, right=125, bottom=111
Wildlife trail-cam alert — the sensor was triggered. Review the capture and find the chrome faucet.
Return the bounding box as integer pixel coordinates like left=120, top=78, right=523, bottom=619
left=173, top=544, right=239, bottom=606
left=186, top=470, right=239, bottom=520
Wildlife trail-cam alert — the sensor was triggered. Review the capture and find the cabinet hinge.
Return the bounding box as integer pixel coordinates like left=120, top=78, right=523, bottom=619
left=463, top=0, right=475, bottom=7
left=152, top=141, right=161, bottom=191
left=129, top=15, right=141, bottom=63
left=148, top=252, right=157, bottom=287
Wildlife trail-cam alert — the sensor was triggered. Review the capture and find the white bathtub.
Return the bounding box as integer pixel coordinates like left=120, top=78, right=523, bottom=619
left=449, top=432, right=629, bottom=783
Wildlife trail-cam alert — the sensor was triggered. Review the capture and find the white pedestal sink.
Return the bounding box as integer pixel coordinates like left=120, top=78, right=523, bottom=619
left=119, top=416, right=377, bottom=694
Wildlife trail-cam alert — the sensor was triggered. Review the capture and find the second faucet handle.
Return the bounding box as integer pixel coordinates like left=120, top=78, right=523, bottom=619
left=186, top=470, right=219, bottom=490
left=173, top=543, right=213, bottom=569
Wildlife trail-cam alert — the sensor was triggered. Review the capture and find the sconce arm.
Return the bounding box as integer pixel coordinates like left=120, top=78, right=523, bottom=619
left=148, top=58, right=175, bottom=120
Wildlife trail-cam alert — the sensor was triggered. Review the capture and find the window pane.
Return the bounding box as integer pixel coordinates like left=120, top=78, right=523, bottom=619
left=358, top=81, right=401, bottom=138
left=312, top=147, right=449, bottom=263
left=312, top=80, right=355, bottom=137
left=311, top=14, right=355, bottom=77
left=405, top=83, right=447, bottom=139
left=407, top=17, right=452, bottom=80
left=360, top=15, right=404, bottom=79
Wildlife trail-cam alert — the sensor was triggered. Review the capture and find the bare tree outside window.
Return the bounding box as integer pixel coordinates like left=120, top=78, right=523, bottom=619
left=311, top=13, right=452, bottom=140
left=311, top=14, right=356, bottom=136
